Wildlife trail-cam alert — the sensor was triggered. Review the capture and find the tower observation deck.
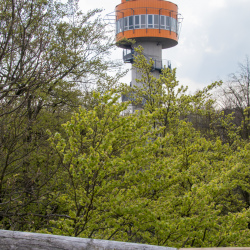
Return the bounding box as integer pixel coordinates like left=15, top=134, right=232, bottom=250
left=113, top=0, right=181, bottom=113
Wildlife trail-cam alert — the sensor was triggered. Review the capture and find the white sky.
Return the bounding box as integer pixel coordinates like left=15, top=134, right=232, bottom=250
left=79, top=0, right=250, bottom=92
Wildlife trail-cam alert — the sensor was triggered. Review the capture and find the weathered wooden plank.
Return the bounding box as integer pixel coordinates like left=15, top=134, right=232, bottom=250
left=180, top=249, right=250, bottom=250
left=0, top=230, right=177, bottom=250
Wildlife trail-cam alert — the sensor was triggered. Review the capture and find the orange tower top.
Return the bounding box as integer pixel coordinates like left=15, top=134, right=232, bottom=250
left=115, top=0, right=179, bottom=49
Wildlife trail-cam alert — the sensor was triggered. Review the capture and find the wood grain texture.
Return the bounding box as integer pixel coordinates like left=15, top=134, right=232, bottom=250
left=180, top=249, right=250, bottom=250
left=0, top=230, right=177, bottom=250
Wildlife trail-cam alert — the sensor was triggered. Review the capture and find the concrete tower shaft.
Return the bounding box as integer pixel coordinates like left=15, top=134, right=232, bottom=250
left=131, top=41, right=163, bottom=89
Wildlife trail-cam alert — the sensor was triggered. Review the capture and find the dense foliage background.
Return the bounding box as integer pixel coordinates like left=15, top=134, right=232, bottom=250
left=1, top=0, right=250, bottom=247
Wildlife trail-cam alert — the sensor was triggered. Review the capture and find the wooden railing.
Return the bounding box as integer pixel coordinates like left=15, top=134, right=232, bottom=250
left=0, top=230, right=176, bottom=250
left=1, top=230, right=250, bottom=250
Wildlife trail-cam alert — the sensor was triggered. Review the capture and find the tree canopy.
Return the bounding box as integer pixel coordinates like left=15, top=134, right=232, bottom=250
left=0, top=0, right=250, bottom=248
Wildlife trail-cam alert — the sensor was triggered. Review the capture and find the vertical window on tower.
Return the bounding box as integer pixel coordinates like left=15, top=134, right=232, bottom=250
left=154, top=15, right=159, bottom=28
left=124, top=17, right=128, bottom=30
left=160, top=16, right=165, bottom=29
left=119, top=18, right=123, bottom=32
left=116, top=20, right=119, bottom=34
left=169, top=16, right=172, bottom=31
left=118, top=19, right=122, bottom=32
left=135, top=15, right=140, bottom=29
left=166, top=16, right=170, bottom=30
left=172, top=18, right=177, bottom=33
left=148, top=15, right=153, bottom=28
left=129, top=16, right=133, bottom=29
left=141, top=15, right=146, bottom=28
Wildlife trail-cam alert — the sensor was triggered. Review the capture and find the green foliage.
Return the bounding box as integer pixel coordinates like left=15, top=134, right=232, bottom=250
left=0, top=0, right=118, bottom=231
left=48, top=92, right=157, bottom=238
left=46, top=80, right=250, bottom=246
left=1, top=1, right=250, bottom=247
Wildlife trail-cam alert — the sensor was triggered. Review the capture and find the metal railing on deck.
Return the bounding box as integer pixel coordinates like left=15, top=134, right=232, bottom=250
left=123, top=49, right=171, bottom=72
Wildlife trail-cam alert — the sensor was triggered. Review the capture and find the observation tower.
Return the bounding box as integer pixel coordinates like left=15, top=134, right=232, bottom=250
left=114, top=0, right=181, bottom=112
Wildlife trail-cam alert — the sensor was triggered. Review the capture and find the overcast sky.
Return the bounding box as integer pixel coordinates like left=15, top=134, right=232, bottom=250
left=80, top=0, right=250, bottom=92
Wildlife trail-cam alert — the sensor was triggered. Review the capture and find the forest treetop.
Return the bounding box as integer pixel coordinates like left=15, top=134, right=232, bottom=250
left=0, top=0, right=250, bottom=248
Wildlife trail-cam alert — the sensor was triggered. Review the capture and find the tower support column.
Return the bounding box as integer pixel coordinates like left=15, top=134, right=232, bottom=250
left=131, top=41, right=163, bottom=88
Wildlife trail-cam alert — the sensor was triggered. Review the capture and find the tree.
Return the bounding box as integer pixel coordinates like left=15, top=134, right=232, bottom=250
left=42, top=51, right=250, bottom=247
left=0, top=0, right=118, bottom=230
left=1, top=9, right=250, bottom=247
left=121, top=46, right=219, bottom=138
left=46, top=91, right=158, bottom=238
left=112, top=49, right=250, bottom=247
left=217, top=56, right=250, bottom=139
